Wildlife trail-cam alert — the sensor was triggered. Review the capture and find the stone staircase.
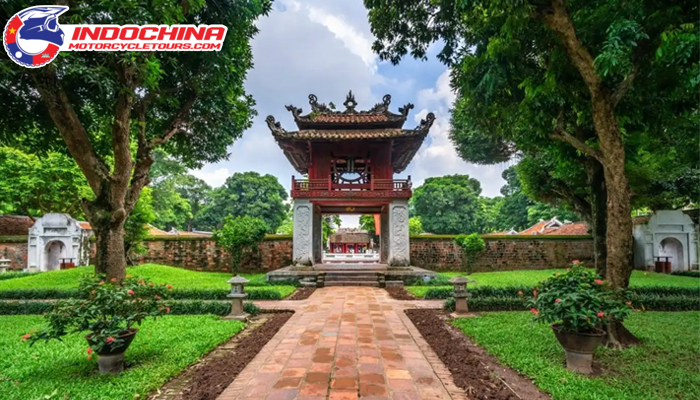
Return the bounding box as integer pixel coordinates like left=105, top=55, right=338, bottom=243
left=321, top=271, right=385, bottom=287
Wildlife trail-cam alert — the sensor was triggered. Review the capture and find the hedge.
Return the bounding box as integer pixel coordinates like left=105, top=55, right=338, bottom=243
left=0, top=271, right=36, bottom=281
left=0, top=287, right=291, bottom=301
left=671, top=270, right=700, bottom=278
left=0, top=300, right=276, bottom=316
left=422, top=285, right=700, bottom=300
left=442, top=294, right=700, bottom=312
left=0, top=235, right=28, bottom=243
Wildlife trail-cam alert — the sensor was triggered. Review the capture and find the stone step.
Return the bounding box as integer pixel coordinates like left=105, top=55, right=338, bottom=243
left=324, top=275, right=379, bottom=282
left=324, top=281, right=381, bottom=287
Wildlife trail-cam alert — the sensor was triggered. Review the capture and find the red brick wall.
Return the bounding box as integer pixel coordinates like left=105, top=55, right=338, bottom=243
left=0, top=241, right=28, bottom=270
left=410, top=237, right=594, bottom=271
left=131, top=238, right=293, bottom=272
left=0, top=235, right=593, bottom=272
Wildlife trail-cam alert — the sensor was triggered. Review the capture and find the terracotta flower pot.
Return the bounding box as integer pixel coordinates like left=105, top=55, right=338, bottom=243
left=85, top=329, right=138, bottom=374
left=551, top=324, right=605, bottom=375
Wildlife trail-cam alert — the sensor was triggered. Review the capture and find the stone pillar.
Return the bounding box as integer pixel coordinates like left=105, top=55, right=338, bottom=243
left=380, top=207, right=389, bottom=264
left=388, top=199, right=410, bottom=266
left=292, top=199, right=314, bottom=266
left=312, top=207, right=323, bottom=264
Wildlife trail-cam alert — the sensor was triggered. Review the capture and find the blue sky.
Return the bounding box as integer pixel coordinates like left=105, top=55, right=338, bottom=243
left=189, top=0, right=509, bottom=227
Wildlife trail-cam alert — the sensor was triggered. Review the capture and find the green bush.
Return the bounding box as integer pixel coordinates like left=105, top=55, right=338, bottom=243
left=243, top=302, right=261, bottom=316
left=419, top=285, right=700, bottom=300
left=0, top=286, right=294, bottom=300
left=454, top=233, right=486, bottom=273
left=0, top=271, right=36, bottom=281
left=671, top=270, right=700, bottom=278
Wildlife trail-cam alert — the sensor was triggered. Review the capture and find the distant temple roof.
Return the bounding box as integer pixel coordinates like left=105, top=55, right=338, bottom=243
left=519, top=218, right=589, bottom=236
left=267, top=91, right=435, bottom=174
left=330, top=228, right=370, bottom=244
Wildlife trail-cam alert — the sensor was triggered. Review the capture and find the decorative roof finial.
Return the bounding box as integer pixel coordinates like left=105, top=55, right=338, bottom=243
left=399, top=103, right=414, bottom=118
left=343, top=90, right=358, bottom=113
left=369, top=94, right=392, bottom=113
left=265, top=115, right=286, bottom=135
left=308, top=94, right=329, bottom=113
left=285, top=104, right=302, bottom=119
left=415, top=112, right=436, bottom=131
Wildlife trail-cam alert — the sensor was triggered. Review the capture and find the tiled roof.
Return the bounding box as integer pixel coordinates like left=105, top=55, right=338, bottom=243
left=519, top=218, right=589, bottom=236
left=0, top=215, right=34, bottom=235
left=311, top=114, right=389, bottom=123
left=273, top=129, right=424, bottom=141
left=78, top=221, right=92, bottom=230
left=330, top=231, right=370, bottom=243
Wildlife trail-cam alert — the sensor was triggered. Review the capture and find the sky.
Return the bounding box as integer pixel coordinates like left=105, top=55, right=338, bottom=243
left=190, top=0, right=510, bottom=227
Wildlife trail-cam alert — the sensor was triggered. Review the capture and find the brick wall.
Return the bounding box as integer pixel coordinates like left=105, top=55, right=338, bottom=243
left=410, top=236, right=594, bottom=271
left=132, top=237, right=293, bottom=272
left=0, top=235, right=593, bottom=272
left=0, top=240, right=28, bottom=270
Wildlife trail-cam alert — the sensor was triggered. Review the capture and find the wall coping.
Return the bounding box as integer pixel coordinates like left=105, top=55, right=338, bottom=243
left=410, top=234, right=592, bottom=241
left=0, top=235, right=28, bottom=243
left=145, top=234, right=293, bottom=242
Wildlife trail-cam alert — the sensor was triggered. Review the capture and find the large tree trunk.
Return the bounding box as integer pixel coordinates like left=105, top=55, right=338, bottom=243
left=586, top=160, right=607, bottom=276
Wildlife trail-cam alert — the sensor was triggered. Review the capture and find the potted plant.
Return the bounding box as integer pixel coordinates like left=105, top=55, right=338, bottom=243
left=24, top=274, right=171, bottom=374
left=523, top=264, right=632, bottom=374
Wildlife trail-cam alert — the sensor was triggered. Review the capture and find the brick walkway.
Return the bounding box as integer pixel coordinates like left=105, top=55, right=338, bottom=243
left=219, top=287, right=466, bottom=400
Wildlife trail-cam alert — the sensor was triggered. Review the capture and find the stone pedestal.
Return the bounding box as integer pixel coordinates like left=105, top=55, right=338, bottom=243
left=388, top=199, right=410, bottom=266
left=224, top=293, right=248, bottom=321
left=292, top=199, right=314, bottom=266
left=97, top=353, right=125, bottom=374
left=454, top=295, right=469, bottom=314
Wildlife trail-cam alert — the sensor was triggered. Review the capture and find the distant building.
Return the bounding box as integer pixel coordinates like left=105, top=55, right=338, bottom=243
left=329, top=228, right=371, bottom=254
left=27, top=213, right=93, bottom=271
left=633, top=210, right=698, bottom=271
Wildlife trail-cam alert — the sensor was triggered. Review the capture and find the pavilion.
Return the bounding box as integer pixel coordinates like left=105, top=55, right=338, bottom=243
left=267, top=91, right=434, bottom=269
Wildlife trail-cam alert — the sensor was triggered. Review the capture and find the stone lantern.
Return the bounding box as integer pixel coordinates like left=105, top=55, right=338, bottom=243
left=450, top=276, right=476, bottom=315
left=224, top=275, right=249, bottom=321
left=0, top=258, right=10, bottom=274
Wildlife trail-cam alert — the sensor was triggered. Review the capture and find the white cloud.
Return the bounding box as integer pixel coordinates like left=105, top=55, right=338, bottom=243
left=190, top=167, right=231, bottom=188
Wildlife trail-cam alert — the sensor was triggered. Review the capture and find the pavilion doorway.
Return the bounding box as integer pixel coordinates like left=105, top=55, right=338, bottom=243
left=322, top=213, right=380, bottom=264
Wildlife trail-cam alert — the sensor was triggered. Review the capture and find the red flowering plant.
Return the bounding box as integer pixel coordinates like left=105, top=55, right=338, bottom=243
left=26, top=274, right=171, bottom=355
left=522, top=264, right=631, bottom=333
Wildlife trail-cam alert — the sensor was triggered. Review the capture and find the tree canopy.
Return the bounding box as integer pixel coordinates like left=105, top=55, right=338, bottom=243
left=411, top=175, right=484, bottom=234
left=195, top=172, right=288, bottom=233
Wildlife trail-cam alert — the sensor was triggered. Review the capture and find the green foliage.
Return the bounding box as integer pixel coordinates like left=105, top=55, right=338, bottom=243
left=672, top=270, right=700, bottom=278
left=26, top=274, right=171, bottom=353
left=0, top=315, right=244, bottom=400
left=0, top=271, right=36, bottom=281
left=213, top=215, right=269, bottom=273
left=408, top=217, right=423, bottom=236
left=196, top=172, right=288, bottom=232
left=412, top=175, right=484, bottom=234
left=454, top=233, right=485, bottom=272
left=0, top=146, right=91, bottom=217
left=525, top=266, right=631, bottom=332
left=0, top=286, right=296, bottom=301
left=453, top=312, right=700, bottom=400
left=243, top=302, right=261, bottom=316
left=322, top=215, right=342, bottom=249
left=124, top=187, right=156, bottom=257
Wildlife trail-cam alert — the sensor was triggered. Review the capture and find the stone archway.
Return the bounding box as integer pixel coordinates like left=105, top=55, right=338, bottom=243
left=659, top=237, right=685, bottom=271
left=44, top=240, right=68, bottom=271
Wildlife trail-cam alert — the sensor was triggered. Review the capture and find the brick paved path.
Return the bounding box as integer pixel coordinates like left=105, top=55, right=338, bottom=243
left=218, top=287, right=466, bottom=400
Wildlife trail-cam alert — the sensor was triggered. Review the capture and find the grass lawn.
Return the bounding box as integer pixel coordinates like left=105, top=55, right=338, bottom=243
left=406, top=269, right=699, bottom=298
left=0, top=264, right=296, bottom=298
left=453, top=311, right=700, bottom=400
left=0, top=315, right=244, bottom=400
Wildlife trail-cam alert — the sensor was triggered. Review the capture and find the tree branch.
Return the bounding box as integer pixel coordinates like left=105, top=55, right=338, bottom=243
left=110, top=63, right=138, bottom=213
left=550, top=111, right=603, bottom=161
left=30, top=66, right=110, bottom=194
left=150, top=92, right=197, bottom=146
left=125, top=98, right=154, bottom=214
left=611, top=66, right=637, bottom=108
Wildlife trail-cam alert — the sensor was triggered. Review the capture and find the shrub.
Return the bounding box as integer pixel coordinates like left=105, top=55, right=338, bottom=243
left=525, top=265, right=631, bottom=333
left=454, top=233, right=485, bottom=273
left=25, top=275, right=171, bottom=354
left=213, top=215, right=268, bottom=273
left=0, top=271, right=36, bottom=281
left=671, top=270, right=700, bottom=278
left=243, top=302, right=261, bottom=316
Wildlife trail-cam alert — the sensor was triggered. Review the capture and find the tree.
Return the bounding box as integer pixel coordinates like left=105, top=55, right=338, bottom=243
left=365, top=0, right=698, bottom=290
left=195, top=172, right=288, bottom=233
left=0, top=1, right=271, bottom=280
left=411, top=175, right=483, bottom=234
left=0, top=146, right=91, bottom=218
left=149, top=149, right=212, bottom=231
left=213, top=215, right=268, bottom=273
left=408, top=217, right=423, bottom=236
